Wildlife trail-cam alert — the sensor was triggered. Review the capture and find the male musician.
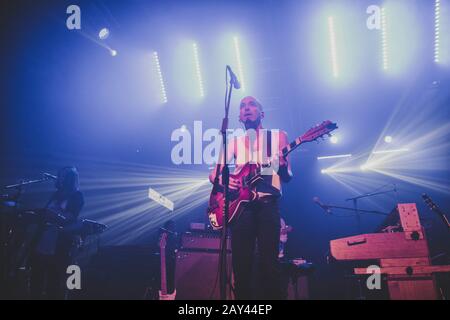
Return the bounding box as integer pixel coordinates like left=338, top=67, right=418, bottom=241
left=30, top=166, right=84, bottom=299
left=209, top=96, right=292, bottom=299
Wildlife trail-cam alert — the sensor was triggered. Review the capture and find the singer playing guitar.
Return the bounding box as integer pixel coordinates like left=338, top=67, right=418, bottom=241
left=209, top=96, right=292, bottom=299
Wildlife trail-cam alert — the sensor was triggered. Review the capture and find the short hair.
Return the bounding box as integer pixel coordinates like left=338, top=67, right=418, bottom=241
left=240, top=96, right=263, bottom=111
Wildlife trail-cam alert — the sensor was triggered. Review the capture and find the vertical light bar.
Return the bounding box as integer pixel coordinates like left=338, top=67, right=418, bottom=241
left=192, top=43, right=204, bottom=97
left=328, top=16, right=338, bottom=78
left=381, top=7, right=388, bottom=70
left=435, top=0, right=440, bottom=63
left=233, top=36, right=246, bottom=91
left=153, top=51, right=167, bottom=103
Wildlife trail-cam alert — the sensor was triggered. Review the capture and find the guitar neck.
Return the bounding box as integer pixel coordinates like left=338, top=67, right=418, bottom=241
left=281, top=136, right=303, bottom=158
left=423, top=195, right=450, bottom=229
left=430, top=206, right=450, bottom=228
left=160, top=249, right=167, bottom=294
left=160, top=244, right=167, bottom=295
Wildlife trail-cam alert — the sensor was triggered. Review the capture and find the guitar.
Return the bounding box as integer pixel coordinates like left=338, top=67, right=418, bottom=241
left=207, top=120, right=338, bottom=230
left=422, top=193, right=450, bottom=229
left=158, top=232, right=176, bottom=300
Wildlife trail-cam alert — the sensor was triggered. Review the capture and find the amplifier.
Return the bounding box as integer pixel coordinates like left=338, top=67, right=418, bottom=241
left=175, top=249, right=233, bottom=300
left=181, top=231, right=231, bottom=251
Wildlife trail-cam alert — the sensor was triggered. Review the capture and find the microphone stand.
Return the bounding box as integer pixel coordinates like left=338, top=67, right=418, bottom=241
left=5, top=176, right=52, bottom=189
left=214, top=67, right=235, bottom=300
left=345, top=187, right=397, bottom=234
left=321, top=204, right=389, bottom=216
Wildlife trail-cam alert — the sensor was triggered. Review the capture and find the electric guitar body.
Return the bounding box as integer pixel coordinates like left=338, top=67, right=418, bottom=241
left=208, top=120, right=338, bottom=230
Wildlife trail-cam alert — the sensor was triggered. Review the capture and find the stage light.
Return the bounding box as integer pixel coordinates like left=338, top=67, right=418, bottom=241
left=110, top=49, right=117, bottom=57
left=310, top=4, right=364, bottom=86
left=317, top=154, right=352, bottom=160
left=80, top=160, right=211, bottom=244
left=381, top=7, right=388, bottom=70
left=192, top=43, right=205, bottom=98
left=372, top=148, right=409, bottom=155
left=384, top=136, right=393, bottom=143
left=379, top=2, right=422, bottom=75
left=435, top=0, right=440, bottom=63
left=153, top=51, right=168, bottom=103
left=320, top=167, right=359, bottom=174
left=233, top=36, right=246, bottom=91
left=98, top=28, right=110, bottom=40
left=330, top=136, right=339, bottom=144
left=322, top=121, right=450, bottom=195
left=32, top=154, right=214, bottom=245
left=328, top=16, right=338, bottom=78
left=180, top=125, right=187, bottom=132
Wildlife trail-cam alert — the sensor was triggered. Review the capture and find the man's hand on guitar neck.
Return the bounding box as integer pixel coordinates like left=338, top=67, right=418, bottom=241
left=268, top=153, right=288, bottom=168
left=279, top=154, right=288, bottom=168
left=276, top=130, right=292, bottom=183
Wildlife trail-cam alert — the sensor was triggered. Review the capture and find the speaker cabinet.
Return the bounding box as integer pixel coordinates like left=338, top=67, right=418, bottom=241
left=175, top=250, right=233, bottom=300
left=287, top=275, right=309, bottom=300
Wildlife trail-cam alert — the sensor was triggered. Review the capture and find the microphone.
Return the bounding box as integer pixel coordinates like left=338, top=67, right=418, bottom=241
left=42, top=172, right=57, bottom=180
left=313, top=196, right=332, bottom=214
left=226, top=65, right=241, bottom=89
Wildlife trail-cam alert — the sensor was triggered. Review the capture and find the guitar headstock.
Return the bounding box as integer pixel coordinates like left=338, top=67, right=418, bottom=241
left=301, top=120, right=338, bottom=143
left=159, top=232, right=168, bottom=249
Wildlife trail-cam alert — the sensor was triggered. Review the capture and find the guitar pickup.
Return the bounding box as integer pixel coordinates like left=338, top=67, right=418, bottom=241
left=347, top=239, right=367, bottom=246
